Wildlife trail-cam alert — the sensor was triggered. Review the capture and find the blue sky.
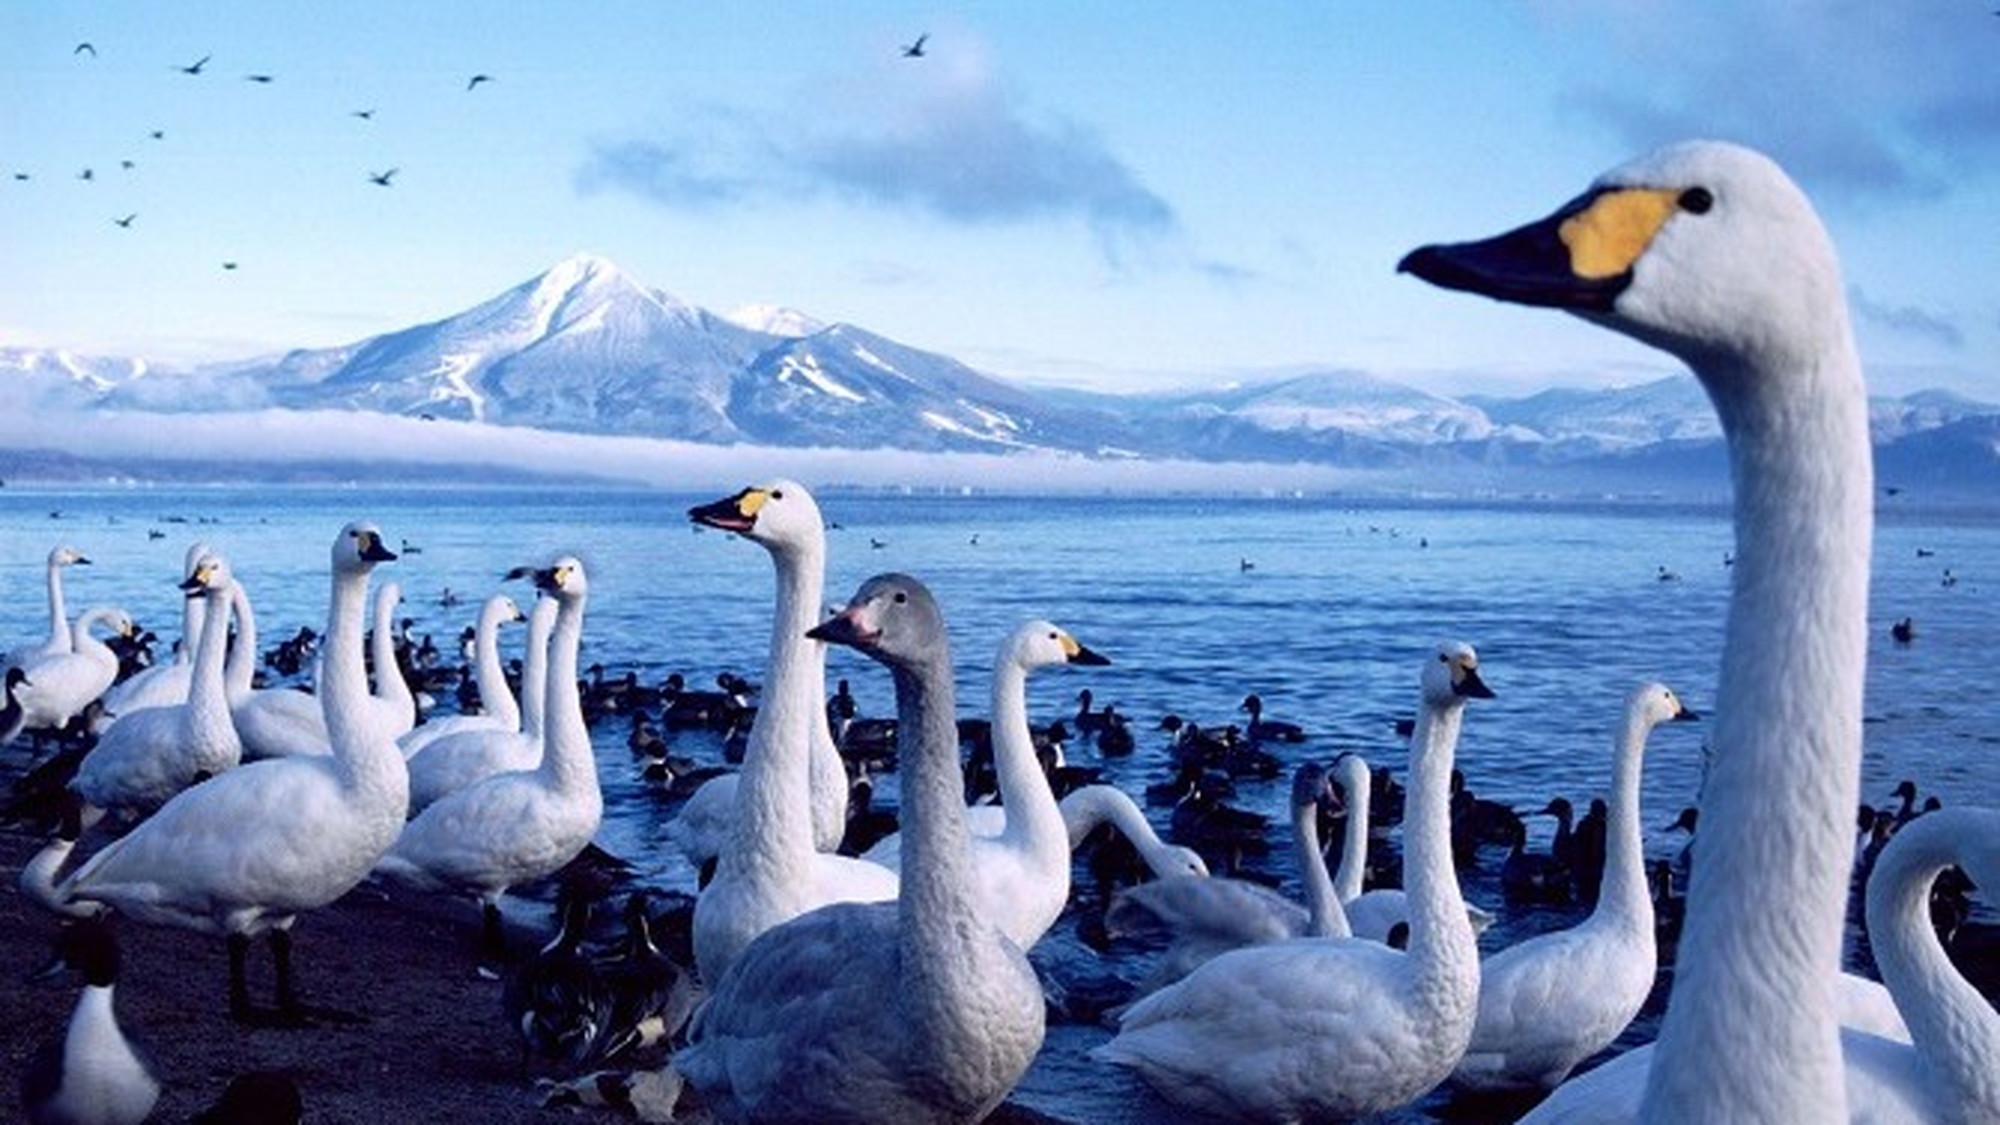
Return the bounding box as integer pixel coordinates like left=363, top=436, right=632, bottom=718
left=4, top=2, right=1997, bottom=399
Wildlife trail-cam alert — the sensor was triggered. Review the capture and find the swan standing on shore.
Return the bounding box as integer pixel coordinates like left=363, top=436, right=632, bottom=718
left=3, top=545, right=91, bottom=673
left=100, top=541, right=209, bottom=717
left=1403, top=141, right=1874, bottom=1122
left=34, top=522, right=406, bottom=1025
left=687, top=482, right=891, bottom=984
left=1095, top=642, right=1493, bottom=1121
left=397, top=593, right=524, bottom=758
left=678, top=573, right=1045, bottom=1123
left=9, top=606, right=134, bottom=740
left=403, top=592, right=554, bottom=814
left=71, top=553, right=244, bottom=819
left=859, top=619, right=1110, bottom=949
left=1450, top=682, right=1697, bottom=1093
left=375, top=558, right=601, bottom=963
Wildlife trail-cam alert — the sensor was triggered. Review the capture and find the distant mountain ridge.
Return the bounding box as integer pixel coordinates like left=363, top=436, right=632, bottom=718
left=6, top=253, right=1997, bottom=491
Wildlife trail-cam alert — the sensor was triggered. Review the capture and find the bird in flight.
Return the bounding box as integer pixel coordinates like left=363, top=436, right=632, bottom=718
left=78, top=168, right=94, bottom=182
left=74, top=42, right=97, bottom=57
left=901, top=33, right=929, bottom=58
left=466, top=73, right=492, bottom=91
left=178, top=54, right=211, bottom=75
left=121, top=159, right=136, bottom=170
left=13, top=172, right=30, bottom=182
left=148, top=129, right=165, bottom=141
left=368, top=168, right=398, bottom=187
left=245, top=73, right=275, bottom=83
left=113, top=213, right=136, bottom=228
left=221, top=261, right=239, bottom=271
left=352, top=108, right=376, bottom=121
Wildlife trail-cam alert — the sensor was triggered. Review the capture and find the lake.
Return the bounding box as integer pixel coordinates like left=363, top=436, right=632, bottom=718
left=3, top=481, right=1996, bottom=1123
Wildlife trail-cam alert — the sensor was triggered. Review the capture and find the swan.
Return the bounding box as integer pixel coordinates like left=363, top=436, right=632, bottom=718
left=19, top=916, right=162, bottom=1125
left=3, top=544, right=91, bottom=673
left=1094, top=642, right=1493, bottom=1121
left=403, top=592, right=555, bottom=814
left=100, top=540, right=210, bottom=717
left=1328, top=751, right=1495, bottom=944
left=33, top=522, right=406, bottom=1025
left=363, top=580, right=416, bottom=743
left=226, top=576, right=334, bottom=760
left=71, top=552, right=244, bottom=820
left=396, top=593, right=525, bottom=758
left=853, top=618, right=1110, bottom=949
left=688, top=483, right=895, bottom=985
left=1402, top=141, right=1874, bottom=1121
left=1449, top=682, right=1698, bottom=1093
left=865, top=782, right=1210, bottom=882
left=374, top=557, right=601, bottom=963
left=677, top=572, right=1045, bottom=1123
left=10, top=606, right=135, bottom=739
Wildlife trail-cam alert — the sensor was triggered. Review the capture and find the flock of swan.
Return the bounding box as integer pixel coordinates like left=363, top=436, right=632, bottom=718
left=3, top=139, right=1995, bottom=1124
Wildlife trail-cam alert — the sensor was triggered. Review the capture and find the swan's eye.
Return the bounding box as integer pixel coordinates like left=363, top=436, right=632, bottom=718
left=893, top=592, right=908, bottom=604
left=1437, top=653, right=1449, bottom=664
left=771, top=489, right=785, bottom=500
left=1677, top=187, right=1714, bottom=215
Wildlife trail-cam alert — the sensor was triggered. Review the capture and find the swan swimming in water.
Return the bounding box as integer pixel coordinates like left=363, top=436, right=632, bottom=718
left=678, top=572, right=1045, bottom=1124
left=1327, top=750, right=1495, bottom=944
left=1449, top=682, right=1698, bottom=1093
left=1094, top=642, right=1493, bottom=1122
left=1402, top=140, right=1875, bottom=1121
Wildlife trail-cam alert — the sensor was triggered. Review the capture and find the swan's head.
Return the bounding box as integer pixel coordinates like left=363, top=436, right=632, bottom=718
left=1005, top=619, right=1110, bottom=672
left=1290, top=760, right=1334, bottom=814
left=1330, top=750, right=1370, bottom=801
left=1422, top=640, right=1493, bottom=705
left=1148, top=842, right=1211, bottom=879
left=178, top=553, right=233, bottom=600
left=333, top=522, right=397, bottom=573
left=478, top=592, right=528, bottom=628
left=688, top=479, right=823, bottom=552
left=49, top=545, right=91, bottom=567
left=808, top=572, right=947, bottom=670
left=1629, top=680, right=1699, bottom=731
left=182, top=540, right=212, bottom=571
left=518, top=556, right=589, bottom=601
left=1400, top=140, right=1847, bottom=383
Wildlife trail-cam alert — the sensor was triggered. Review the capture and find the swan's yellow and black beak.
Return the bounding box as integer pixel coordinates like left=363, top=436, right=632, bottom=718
left=1453, top=662, right=1496, bottom=700
left=178, top=567, right=208, bottom=598
left=1062, top=635, right=1111, bottom=667
left=689, top=487, right=766, bottom=534
left=357, top=529, right=397, bottom=563
left=1399, top=187, right=1686, bottom=313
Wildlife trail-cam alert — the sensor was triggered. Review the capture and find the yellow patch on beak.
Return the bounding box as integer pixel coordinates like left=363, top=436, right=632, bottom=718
left=738, top=489, right=771, bottom=518
left=1558, top=188, right=1680, bottom=280
left=1059, top=634, right=1081, bottom=658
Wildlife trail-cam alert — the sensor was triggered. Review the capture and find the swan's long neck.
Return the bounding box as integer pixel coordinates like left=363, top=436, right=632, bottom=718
left=534, top=589, right=596, bottom=800
left=473, top=603, right=519, bottom=728
left=518, top=600, right=554, bottom=738
left=730, top=540, right=822, bottom=866
left=1595, top=708, right=1655, bottom=932
left=1061, top=784, right=1135, bottom=848
left=176, top=590, right=204, bottom=667
left=46, top=559, right=72, bottom=651
left=323, top=571, right=404, bottom=813
left=792, top=537, right=848, bottom=853
left=1294, top=798, right=1348, bottom=938
left=1404, top=694, right=1477, bottom=1012
left=1864, top=809, right=2000, bottom=1117
left=990, top=656, right=1064, bottom=858
left=224, top=583, right=256, bottom=699
left=371, top=588, right=412, bottom=722
left=1333, top=766, right=1371, bottom=904
left=184, top=583, right=238, bottom=758
left=1646, top=338, right=1872, bottom=1122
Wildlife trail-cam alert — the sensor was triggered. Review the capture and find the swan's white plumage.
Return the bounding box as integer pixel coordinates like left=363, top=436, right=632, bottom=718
left=678, top=573, right=1044, bottom=1125
left=396, top=593, right=524, bottom=759
left=225, top=577, right=334, bottom=760
left=688, top=482, right=892, bottom=985
left=12, top=606, right=133, bottom=735
left=3, top=544, right=90, bottom=674
left=1326, top=751, right=1494, bottom=944
left=865, top=782, right=1209, bottom=882
left=1404, top=142, right=1874, bottom=1123
left=1094, top=643, right=1491, bottom=1122
left=364, top=580, right=416, bottom=744
left=403, top=593, right=556, bottom=814
left=100, top=541, right=211, bottom=718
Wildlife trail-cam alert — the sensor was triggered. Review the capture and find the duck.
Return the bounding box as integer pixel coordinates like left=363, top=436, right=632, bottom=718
left=857, top=618, right=1110, bottom=948
left=99, top=540, right=210, bottom=717
left=1327, top=751, right=1495, bottom=945
left=1095, top=643, right=1493, bottom=1121
left=70, top=552, right=243, bottom=820
left=403, top=593, right=555, bottom=814
left=1240, top=692, right=1307, bottom=744
left=10, top=607, right=135, bottom=741
left=19, top=916, right=162, bottom=1125
left=678, top=573, right=1046, bottom=1123
left=590, top=891, right=698, bottom=1062
left=396, top=593, right=525, bottom=758
left=1501, top=803, right=1575, bottom=906
left=1105, top=760, right=1350, bottom=998
left=687, top=483, right=894, bottom=985
left=1449, top=682, right=1698, bottom=1093
left=501, top=890, right=611, bottom=1066
left=31, top=522, right=405, bottom=1025
left=375, top=557, right=600, bottom=965
left=1404, top=140, right=1877, bottom=1121
left=3, top=545, right=92, bottom=674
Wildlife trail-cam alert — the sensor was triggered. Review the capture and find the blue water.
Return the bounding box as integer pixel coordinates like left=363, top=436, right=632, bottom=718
left=4, top=483, right=1997, bottom=1123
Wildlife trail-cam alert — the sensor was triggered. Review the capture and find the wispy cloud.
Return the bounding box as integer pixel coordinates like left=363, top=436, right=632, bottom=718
left=576, top=47, right=1176, bottom=264
left=1849, top=286, right=1965, bottom=350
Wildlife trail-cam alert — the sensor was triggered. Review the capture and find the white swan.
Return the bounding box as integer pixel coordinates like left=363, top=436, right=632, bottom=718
left=678, top=572, right=1045, bottom=1123
left=1094, top=642, right=1493, bottom=1121
left=1449, top=682, right=1697, bottom=1093
left=1327, top=751, right=1495, bottom=944
left=375, top=557, right=601, bottom=961
left=11, top=605, right=134, bottom=737
left=71, top=552, right=244, bottom=820
left=403, top=592, right=555, bottom=814
left=865, top=782, right=1210, bottom=882
left=396, top=592, right=525, bottom=758
left=853, top=619, right=1110, bottom=949
left=100, top=540, right=210, bottom=717
left=36, top=522, right=406, bottom=1025
left=1403, top=141, right=1873, bottom=1121
left=226, top=576, right=334, bottom=760
left=3, top=544, right=91, bottom=673
left=364, top=579, right=416, bottom=743
left=688, top=482, right=894, bottom=985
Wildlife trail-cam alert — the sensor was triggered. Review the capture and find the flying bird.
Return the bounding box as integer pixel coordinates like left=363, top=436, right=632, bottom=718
left=113, top=213, right=136, bottom=228
left=74, top=42, right=97, bottom=57
left=466, top=73, right=492, bottom=90
left=367, top=168, right=397, bottom=187
left=120, top=159, right=136, bottom=170
left=245, top=73, right=274, bottom=83
left=148, top=130, right=165, bottom=140
left=177, top=54, right=211, bottom=75
left=352, top=108, right=375, bottom=120
left=77, top=168, right=94, bottom=181
left=221, top=261, right=238, bottom=270
left=901, top=33, right=929, bottom=57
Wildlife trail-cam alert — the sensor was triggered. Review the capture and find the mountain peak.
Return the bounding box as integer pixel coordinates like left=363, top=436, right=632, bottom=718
left=725, top=303, right=826, bottom=339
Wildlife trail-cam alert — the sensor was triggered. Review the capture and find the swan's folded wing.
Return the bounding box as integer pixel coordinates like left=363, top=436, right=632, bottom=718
left=1107, top=874, right=1308, bottom=948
